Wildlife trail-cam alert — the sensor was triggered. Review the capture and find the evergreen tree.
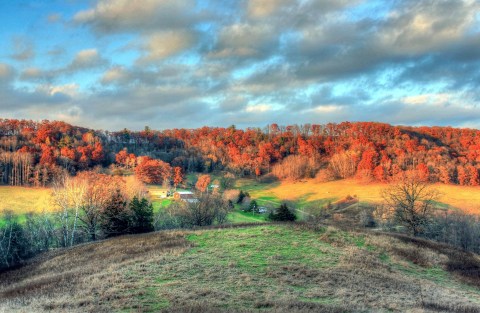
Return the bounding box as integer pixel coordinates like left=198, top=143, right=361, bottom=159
left=268, top=203, right=296, bottom=222
left=100, top=189, right=130, bottom=237
left=130, top=196, right=154, bottom=233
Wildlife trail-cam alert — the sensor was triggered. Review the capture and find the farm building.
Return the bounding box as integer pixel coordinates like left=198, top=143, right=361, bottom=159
left=173, top=191, right=198, bottom=203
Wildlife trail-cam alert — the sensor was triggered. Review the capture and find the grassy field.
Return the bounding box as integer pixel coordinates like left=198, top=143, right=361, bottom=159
left=0, top=186, right=52, bottom=214
left=237, top=178, right=480, bottom=214
left=1, top=224, right=480, bottom=312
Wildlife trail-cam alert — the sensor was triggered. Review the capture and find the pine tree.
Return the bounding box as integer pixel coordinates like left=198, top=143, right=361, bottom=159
left=130, top=197, right=154, bottom=233
left=268, top=203, right=296, bottom=221
left=100, top=189, right=130, bottom=237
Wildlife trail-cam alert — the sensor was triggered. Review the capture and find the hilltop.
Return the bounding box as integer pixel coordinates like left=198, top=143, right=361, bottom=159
left=1, top=224, right=480, bottom=312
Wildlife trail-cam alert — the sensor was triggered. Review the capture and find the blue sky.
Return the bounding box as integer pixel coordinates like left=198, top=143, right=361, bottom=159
left=1, top=0, right=480, bottom=130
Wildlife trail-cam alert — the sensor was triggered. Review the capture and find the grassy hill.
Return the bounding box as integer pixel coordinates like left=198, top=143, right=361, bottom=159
left=1, top=224, right=480, bottom=312
left=238, top=178, right=480, bottom=214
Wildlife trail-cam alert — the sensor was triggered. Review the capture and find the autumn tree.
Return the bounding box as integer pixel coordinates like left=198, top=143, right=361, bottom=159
left=416, top=163, right=429, bottom=182
left=135, top=156, right=172, bottom=184
left=173, top=166, right=184, bottom=190
left=329, top=151, right=359, bottom=179
left=75, top=172, right=125, bottom=241
left=382, top=173, right=439, bottom=236
left=457, top=165, right=468, bottom=186
left=467, top=165, right=479, bottom=186
left=195, top=174, right=211, bottom=192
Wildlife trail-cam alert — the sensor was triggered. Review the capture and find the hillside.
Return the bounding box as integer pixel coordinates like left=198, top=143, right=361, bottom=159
left=1, top=224, right=480, bottom=312
left=3, top=119, right=480, bottom=188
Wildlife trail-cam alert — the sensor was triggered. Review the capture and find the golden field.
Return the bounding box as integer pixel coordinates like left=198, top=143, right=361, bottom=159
left=239, top=178, right=480, bottom=214
left=0, top=186, right=52, bottom=215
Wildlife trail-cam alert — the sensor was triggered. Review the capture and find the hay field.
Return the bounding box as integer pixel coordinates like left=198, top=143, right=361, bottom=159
left=0, top=186, right=52, bottom=215
left=238, top=178, right=480, bottom=214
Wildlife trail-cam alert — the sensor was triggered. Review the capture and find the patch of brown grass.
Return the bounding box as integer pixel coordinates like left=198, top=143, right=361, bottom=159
left=0, top=231, right=192, bottom=312
left=389, top=233, right=480, bottom=287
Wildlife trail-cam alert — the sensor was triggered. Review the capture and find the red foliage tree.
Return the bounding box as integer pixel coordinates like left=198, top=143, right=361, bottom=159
left=134, top=157, right=172, bottom=184
left=39, top=145, right=56, bottom=165
left=173, top=167, right=184, bottom=189
left=457, top=166, right=468, bottom=186
left=91, top=142, right=104, bottom=164
left=468, top=165, right=480, bottom=186
left=373, top=165, right=387, bottom=182
left=195, top=174, right=211, bottom=192
left=115, top=149, right=129, bottom=165
left=416, top=163, right=429, bottom=182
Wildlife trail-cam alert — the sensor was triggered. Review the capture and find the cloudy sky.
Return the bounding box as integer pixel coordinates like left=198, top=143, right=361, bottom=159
left=1, top=0, right=480, bottom=130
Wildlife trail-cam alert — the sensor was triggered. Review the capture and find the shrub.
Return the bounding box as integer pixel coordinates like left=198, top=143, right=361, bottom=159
left=249, top=200, right=259, bottom=213
left=223, top=189, right=240, bottom=202
left=314, top=168, right=336, bottom=182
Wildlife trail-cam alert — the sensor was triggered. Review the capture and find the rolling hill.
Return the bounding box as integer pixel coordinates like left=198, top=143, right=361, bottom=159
left=1, top=224, right=480, bottom=312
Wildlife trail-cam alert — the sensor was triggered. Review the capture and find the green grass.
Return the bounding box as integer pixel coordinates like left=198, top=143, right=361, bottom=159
left=151, top=199, right=173, bottom=212
left=115, top=225, right=480, bottom=311
left=228, top=210, right=267, bottom=223
left=116, top=225, right=345, bottom=310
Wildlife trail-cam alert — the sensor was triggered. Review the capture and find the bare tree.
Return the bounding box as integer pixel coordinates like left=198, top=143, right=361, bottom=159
left=382, top=173, right=439, bottom=236
left=52, top=174, right=86, bottom=247
left=168, top=193, right=230, bottom=227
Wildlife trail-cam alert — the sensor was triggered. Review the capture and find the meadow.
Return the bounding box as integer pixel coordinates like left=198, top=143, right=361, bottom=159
left=237, top=178, right=480, bottom=214
left=1, top=223, right=480, bottom=312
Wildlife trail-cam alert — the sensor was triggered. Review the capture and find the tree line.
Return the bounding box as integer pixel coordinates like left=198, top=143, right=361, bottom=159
left=2, top=119, right=480, bottom=186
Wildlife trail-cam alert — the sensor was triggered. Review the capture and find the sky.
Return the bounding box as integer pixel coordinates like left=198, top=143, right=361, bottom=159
left=1, top=0, right=480, bottom=131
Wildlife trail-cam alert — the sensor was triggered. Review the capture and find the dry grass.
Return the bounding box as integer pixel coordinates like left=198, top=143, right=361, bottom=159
left=1, top=224, right=480, bottom=312
left=0, top=231, right=192, bottom=312
left=241, top=178, right=480, bottom=214
left=0, top=186, right=51, bottom=215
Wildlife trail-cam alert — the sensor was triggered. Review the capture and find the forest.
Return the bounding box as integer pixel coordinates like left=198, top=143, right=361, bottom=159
left=0, top=119, right=479, bottom=186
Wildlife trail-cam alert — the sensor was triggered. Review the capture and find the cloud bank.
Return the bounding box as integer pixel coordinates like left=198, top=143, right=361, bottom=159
left=0, top=0, right=479, bottom=130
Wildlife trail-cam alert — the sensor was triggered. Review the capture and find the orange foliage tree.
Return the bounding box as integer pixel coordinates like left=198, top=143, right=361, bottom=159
left=196, top=174, right=211, bottom=192
left=134, top=156, right=172, bottom=184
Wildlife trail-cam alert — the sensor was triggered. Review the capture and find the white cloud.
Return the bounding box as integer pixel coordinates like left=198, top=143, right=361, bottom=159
left=402, top=93, right=451, bottom=106
left=312, top=105, right=343, bottom=113
left=73, top=0, right=192, bottom=33
left=210, top=24, right=276, bottom=59
left=245, top=104, right=272, bottom=112
left=70, top=49, right=104, bottom=69
left=137, top=31, right=195, bottom=63
left=101, top=66, right=128, bottom=84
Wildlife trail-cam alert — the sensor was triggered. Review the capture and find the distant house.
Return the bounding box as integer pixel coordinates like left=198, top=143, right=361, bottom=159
left=258, top=207, right=268, bottom=214
left=173, top=191, right=198, bottom=203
